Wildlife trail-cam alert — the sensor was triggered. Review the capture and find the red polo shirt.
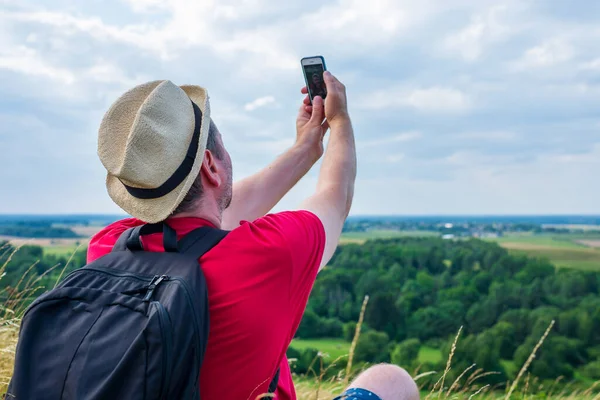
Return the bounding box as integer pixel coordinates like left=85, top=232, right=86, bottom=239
left=87, top=211, right=325, bottom=400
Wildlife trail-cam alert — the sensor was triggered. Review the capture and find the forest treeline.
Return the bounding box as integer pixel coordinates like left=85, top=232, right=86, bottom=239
left=290, top=237, right=600, bottom=386
left=0, top=220, right=81, bottom=238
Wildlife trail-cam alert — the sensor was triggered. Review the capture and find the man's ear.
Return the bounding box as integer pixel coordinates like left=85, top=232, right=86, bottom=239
left=200, top=150, right=222, bottom=187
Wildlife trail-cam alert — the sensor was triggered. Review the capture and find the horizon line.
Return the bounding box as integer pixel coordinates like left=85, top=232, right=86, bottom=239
left=1, top=213, right=600, bottom=218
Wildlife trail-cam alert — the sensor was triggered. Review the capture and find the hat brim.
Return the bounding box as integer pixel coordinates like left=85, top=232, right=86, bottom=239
left=106, top=84, right=211, bottom=224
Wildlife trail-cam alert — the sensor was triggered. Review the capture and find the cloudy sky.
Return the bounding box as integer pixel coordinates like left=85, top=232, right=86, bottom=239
left=1, top=0, right=599, bottom=216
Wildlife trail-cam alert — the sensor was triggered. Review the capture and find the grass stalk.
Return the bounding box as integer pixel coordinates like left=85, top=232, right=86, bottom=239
left=344, top=295, right=369, bottom=386
left=505, top=320, right=555, bottom=400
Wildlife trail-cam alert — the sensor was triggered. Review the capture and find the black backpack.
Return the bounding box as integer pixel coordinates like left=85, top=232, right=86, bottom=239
left=6, top=222, right=227, bottom=400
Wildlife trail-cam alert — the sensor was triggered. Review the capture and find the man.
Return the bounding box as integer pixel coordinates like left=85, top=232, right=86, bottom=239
left=89, top=72, right=418, bottom=400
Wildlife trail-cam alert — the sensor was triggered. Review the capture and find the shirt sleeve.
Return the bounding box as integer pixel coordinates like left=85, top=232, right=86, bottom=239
left=251, top=210, right=326, bottom=332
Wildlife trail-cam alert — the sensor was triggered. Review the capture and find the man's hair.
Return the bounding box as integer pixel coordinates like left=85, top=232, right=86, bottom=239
left=171, top=120, right=223, bottom=216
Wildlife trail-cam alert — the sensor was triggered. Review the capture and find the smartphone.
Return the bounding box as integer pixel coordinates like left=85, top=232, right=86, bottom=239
left=301, top=56, right=327, bottom=103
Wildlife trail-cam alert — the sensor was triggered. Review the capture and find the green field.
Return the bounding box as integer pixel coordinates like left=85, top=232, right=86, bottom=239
left=491, top=234, right=591, bottom=249
left=291, top=339, right=443, bottom=366
left=291, top=338, right=350, bottom=361
left=340, top=230, right=439, bottom=244
left=418, top=346, right=442, bottom=364
left=43, top=244, right=83, bottom=257
left=500, top=359, right=517, bottom=377
left=487, top=234, right=600, bottom=271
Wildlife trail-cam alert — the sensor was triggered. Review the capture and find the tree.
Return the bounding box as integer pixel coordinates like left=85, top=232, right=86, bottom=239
left=443, top=332, right=507, bottom=385
left=514, top=335, right=585, bottom=380
left=354, top=330, right=391, bottom=364
left=515, top=259, right=554, bottom=284
left=296, top=310, right=343, bottom=338
left=488, top=321, right=517, bottom=360
left=580, top=361, right=600, bottom=380
left=391, top=339, right=420, bottom=368
left=296, top=309, right=320, bottom=338
left=409, top=301, right=464, bottom=340
left=466, top=301, right=498, bottom=334
left=364, top=293, right=402, bottom=340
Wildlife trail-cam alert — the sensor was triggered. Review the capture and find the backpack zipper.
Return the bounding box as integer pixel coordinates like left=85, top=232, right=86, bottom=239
left=69, top=267, right=171, bottom=301
left=64, top=266, right=155, bottom=283
left=143, top=275, right=170, bottom=301
left=154, top=301, right=173, bottom=400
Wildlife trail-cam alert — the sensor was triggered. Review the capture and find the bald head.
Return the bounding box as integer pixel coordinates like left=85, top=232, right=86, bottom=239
left=348, top=364, right=420, bottom=400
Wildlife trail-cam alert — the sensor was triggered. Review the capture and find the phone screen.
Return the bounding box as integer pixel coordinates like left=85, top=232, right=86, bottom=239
left=303, top=63, right=327, bottom=100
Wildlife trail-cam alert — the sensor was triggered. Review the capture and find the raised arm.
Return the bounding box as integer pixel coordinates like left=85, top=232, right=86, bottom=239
left=221, top=103, right=327, bottom=230
left=298, top=72, right=357, bottom=270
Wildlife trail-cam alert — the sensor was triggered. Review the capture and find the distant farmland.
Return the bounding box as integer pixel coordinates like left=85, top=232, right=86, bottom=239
left=490, top=234, right=600, bottom=271
left=340, top=230, right=600, bottom=271
left=340, top=230, right=438, bottom=244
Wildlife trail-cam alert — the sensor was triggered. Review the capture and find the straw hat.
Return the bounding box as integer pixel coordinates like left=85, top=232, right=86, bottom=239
left=97, top=80, right=211, bottom=223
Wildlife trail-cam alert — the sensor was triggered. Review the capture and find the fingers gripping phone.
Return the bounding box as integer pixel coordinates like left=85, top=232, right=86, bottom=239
left=301, top=56, right=327, bottom=103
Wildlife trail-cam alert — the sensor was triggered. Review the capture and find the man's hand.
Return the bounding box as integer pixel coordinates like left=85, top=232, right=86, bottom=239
left=297, top=89, right=329, bottom=163
left=322, top=71, right=349, bottom=127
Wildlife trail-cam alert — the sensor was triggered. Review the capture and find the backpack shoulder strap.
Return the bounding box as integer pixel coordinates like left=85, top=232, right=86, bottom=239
left=268, top=368, right=280, bottom=394
left=178, top=226, right=229, bottom=260
left=113, top=227, right=136, bottom=252
left=112, top=222, right=178, bottom=253
left=179, top=226, right=281, bottom=392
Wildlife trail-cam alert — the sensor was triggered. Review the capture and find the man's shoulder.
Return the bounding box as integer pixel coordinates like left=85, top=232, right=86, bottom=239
left=224, top=210, right=325, bottom=261
left=247, top=210, right=322, bottom=229
left=233, top=210, right=323, bottom=241
left=91, top=217, right=144, bottom=243
left=87, top=218, right=144, bottom=262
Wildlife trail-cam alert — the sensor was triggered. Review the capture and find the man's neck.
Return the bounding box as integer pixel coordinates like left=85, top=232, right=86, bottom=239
left=170, top=200, right=222, bottom=229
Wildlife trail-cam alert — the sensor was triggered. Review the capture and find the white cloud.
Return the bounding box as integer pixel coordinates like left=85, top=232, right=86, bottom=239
left=580, top=58, right=600, bottom=70
left=0, top=45, right=75, bottom=83
left=244, top=96, right=276, bottom=111
left=512, top=39, right=574, bottom=69
left=84, top=62, right=139, bottom=86
left=1, top=10, right=175, bottom=58
left=443, top=5, right=514, bottom=61
left=386, top=154, right=405, bottom=163
left=360, top=86, right=471, bottom=113
left=545, top=143, right=600, bottom=164
left=457, top=131, right=517, bottom=142
left=122, top=0, right=169, bottom=13
left=0, top=6, right=305, bottom=71
left=362, top=131, right=422, bottom=147
left=298, top=0, right=416, bottom=45
left=405, top=87, right=471, bottom=112
left=249, top=137, right=294, bottom=155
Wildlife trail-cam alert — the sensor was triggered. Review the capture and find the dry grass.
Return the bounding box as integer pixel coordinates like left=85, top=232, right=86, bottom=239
left=433, top=325, right=463, bottom=399
left=0, top=319, right=18, bottom=393
left=505, top=320, right=555, bottom=399
left=345, top=294, right=369, bottom=386
left=293, top=317, right=598, bottom=400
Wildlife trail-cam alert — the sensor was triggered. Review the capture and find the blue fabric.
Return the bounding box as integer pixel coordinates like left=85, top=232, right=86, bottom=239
left=333, top=388, right=382, bottom=400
